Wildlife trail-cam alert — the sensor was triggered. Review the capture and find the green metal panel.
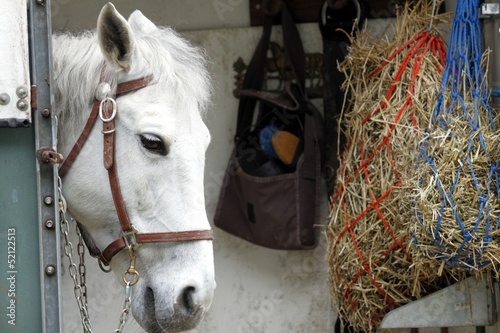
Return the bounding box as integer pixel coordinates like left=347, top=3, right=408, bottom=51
left=0, top=127, right=42, bottom=332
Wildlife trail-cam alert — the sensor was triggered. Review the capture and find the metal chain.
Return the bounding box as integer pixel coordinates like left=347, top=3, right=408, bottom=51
left=58, top=176, right=93, bottom=333
left=114, top=282, right=133, bottom=333
left=76, top=223, right=88, bottom=311
left=58, top=175, right=134, bottom=332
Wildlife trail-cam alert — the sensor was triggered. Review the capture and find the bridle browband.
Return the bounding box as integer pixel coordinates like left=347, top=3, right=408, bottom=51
left=59, top=65, right=213, bottom=283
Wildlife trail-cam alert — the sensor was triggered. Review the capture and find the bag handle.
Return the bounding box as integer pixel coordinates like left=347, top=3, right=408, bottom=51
left=236, top=4, right=306, bottom=140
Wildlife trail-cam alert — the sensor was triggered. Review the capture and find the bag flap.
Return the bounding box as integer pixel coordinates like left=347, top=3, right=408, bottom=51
left=239, top=83, right=301, bottom=111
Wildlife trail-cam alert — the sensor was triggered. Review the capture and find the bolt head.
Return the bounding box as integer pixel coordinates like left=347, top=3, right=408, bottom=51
left=16, top=86, right=28, bottom=99
left=17, top=99, right=29, bottom=111
left=45, top=219, right=54, bottom=229
left=0, top=93, right=10, bottom=105
left=44, top=196, right=53, bottom=206
left=45, top=265, right=56, bottom=276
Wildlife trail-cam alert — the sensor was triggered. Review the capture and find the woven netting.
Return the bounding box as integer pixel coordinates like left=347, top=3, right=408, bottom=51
left=327, top=2, right=450, bottom=331
left=410, top=0, right=500, bottom=276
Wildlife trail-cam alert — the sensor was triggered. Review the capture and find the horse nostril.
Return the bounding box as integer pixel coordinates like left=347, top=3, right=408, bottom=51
left=142, top=284, right=206, bottom=330
left=178, top=286, right=196, bottom=315
left=145, top=286, right=155, bottom=309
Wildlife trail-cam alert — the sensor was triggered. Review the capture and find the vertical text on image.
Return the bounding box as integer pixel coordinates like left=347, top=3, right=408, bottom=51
left=6, top=228, right=16, bottom=326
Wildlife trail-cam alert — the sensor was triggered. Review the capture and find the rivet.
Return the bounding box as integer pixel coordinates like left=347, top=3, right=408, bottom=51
left=36, top=0, right=45, bottom=5
left=45, top=265, right=56, bottom=276
left=17, top=99, right=29, bottom=111
left=44, top=196, right=53, bottom=206
left=42, top=108, right=50, bottom=117
left=95, top=82, right=112, bottom=101
left=16, top=86, right=28, bottom=99
left=45, top=219, right=54, bottom=229
left=0, top=93, right=10, bottom=105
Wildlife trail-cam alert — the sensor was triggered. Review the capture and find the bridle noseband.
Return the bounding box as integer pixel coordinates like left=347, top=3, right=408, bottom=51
left=59, top=65, right=213, bottom=284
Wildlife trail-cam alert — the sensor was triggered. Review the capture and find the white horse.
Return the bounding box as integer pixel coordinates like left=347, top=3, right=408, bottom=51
left=52, top=3, right=215, bottom=332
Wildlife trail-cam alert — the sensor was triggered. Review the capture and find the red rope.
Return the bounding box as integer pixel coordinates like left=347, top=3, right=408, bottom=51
left=330, top=31, right=447, bottom=325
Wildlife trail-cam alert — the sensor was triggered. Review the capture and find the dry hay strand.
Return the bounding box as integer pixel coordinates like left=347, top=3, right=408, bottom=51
left=410, top=48, right=500, bottom=278
left=327, top=1, right=450, bottom=331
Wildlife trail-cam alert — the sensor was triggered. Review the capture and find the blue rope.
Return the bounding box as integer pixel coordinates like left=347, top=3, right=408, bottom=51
left=416, top=0, right=500, bottom=270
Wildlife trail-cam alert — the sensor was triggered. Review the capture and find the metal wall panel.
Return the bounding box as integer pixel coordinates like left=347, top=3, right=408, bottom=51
left=0, top=0, right=31, bottom=127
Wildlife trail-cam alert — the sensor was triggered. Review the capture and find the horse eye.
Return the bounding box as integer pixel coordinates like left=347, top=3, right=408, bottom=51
left=140, top=134, right=168, bottom=156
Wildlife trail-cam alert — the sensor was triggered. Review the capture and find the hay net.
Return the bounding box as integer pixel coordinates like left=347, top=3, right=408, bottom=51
left=413, top=0, right=500, bottom=274
left=327, top=2, right=449, bottom=331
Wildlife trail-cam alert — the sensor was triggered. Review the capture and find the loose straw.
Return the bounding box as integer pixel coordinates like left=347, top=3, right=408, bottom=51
left=327, top=1, right=451, bottom=331
left=411, top=0, right=500, bottom=278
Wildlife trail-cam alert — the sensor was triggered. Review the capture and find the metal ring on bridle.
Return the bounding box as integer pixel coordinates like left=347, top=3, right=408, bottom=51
left=99, top=97, right=117, bottom=122
left=98, top=258, right=112, bottom=273
left=123, top=268, right=140, bottom=286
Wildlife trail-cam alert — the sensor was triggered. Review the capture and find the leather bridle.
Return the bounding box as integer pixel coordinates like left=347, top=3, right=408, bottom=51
left=59, top=65, right=213, bottom=284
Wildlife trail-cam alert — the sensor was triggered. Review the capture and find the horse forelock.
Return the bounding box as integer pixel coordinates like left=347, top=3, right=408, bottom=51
left=130, top=26, right=212, bottom=114
left=53, top=26, right=211, bottom=147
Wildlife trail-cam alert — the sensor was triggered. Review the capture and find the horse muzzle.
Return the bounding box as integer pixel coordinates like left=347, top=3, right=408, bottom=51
left=135, top=279, right=214, bottom=333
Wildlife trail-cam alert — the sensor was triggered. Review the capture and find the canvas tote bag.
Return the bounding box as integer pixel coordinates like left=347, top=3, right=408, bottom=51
left=213, top=6, right=324, bottom=249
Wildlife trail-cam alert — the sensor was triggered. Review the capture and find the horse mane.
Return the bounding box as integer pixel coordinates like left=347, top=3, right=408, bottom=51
left=52, top=26, right=212, bottom=145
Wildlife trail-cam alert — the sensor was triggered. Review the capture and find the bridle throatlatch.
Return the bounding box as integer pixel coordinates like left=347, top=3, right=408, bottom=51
left=59, top=65, right=214, bottom=285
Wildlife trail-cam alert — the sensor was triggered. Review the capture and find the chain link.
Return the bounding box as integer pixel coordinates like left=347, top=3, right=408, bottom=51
left=114, top=282, right=133, bottom=333
left=58, top=176, right=134, bottom=332
left=76, top=224, right=88, bottom=311
left=58, top=176, right=93, bottom=333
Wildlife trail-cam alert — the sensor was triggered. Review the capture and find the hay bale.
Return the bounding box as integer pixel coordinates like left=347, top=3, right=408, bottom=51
left=327, top=2, right=450, bottom=331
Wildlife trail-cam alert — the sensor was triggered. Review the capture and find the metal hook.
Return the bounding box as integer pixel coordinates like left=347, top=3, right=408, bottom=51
left=122, top=245, right=140, bottom=286
left=321, top=0, right=362, bottom=28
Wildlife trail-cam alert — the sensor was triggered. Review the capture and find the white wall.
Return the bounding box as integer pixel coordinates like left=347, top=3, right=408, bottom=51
left=185, top=24, right=334, bottom=333
left=51, top=0, right=250, bottom=32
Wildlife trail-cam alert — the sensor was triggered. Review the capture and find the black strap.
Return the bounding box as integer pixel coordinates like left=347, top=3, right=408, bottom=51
left=281, top=5, right=305, bottom=90
left=292, top=85, right=317, bottom=180
left=235, top=15, right=272, bottom=139
left=319, top=0, right=364, bottom=197
left=235, top=5, right=306, bottom=140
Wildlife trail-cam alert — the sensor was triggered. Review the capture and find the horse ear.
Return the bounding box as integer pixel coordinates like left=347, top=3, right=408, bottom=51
left=97, top=3, right=134, bottom=72
left=128, top=10, right=157, bottom=35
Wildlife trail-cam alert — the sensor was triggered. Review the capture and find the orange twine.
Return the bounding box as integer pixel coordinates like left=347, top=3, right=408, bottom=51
left=329, top=30, right=446, bottom=328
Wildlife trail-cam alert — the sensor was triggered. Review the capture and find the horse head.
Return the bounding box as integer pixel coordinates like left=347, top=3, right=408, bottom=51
left=53, top=3, right=215, bottom=332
